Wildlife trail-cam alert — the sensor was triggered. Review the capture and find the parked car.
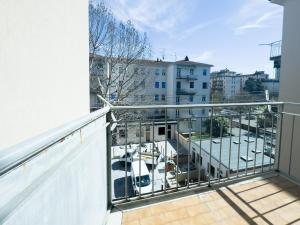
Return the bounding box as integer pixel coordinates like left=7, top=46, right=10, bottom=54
left=131, top=160, right=152, bottom=195
left=245, top=114, right=256, bottom=120
left=220, top=109, right=239, bottom=117
left=119, top=149, right=136, bottom=166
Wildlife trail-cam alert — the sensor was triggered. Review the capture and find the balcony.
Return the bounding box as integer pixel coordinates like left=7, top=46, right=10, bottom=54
left=270, top=40, right=282, bottom=60
left=2, top=101, right=300, bottom=225
left=176, top=75, right=198, bottom=81
left=176, top=89, right=196, bottom=95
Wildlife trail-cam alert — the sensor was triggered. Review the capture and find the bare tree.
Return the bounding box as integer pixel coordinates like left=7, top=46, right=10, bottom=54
left=89, top=2, right=151, bottom=109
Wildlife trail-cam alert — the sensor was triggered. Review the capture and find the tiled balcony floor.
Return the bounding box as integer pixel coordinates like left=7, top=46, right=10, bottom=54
left=121, top=176, right=300, bottom=225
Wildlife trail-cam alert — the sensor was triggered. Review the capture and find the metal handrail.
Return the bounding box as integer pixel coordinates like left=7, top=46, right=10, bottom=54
left=0, top=107, right=110, bottom=177
left=110, top=101, right=283, bottom=110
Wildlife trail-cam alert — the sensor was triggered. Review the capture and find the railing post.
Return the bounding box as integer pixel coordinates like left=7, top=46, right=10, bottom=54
left=152, top=120, right=155, bottom=195
left=276, top=104, right=284, bottom=172
left=198, top=117, right=202, bottom=186
left=106, top=111, right=112, bottom=207
left=228, top=116, right=233, bottom=180
left=288, top=115, right=295, bottom=176
left=176, top=119, right=180, bottom=190
left=254, top=114, right=259, bottom=174
left=218, top=117, right=223, bottom=183
left=139, top=120, right=142, bottom=198
left=237, top=111, right=242, bottom=178
left=261, top=115, right=267, bottom=173
left=246, top=107, right=251, bottom=175
left=188, top=117, right=191, bottom=189
left=164, top=108, right=167, bottom=193
left=208, top=107, right=214, bottom=187
left=269, top=113, right=274, bottom=171
left=124, top=121, right=128, bottom=200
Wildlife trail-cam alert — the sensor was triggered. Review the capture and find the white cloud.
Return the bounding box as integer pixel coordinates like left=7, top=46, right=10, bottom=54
left=105, top=0, right=213, bottom=39
left=194, top=51, right=214, bottom=62
left=106, top=0, right=187, bottom=33
left=176, top=20, right=216, bottom=40
left=229, top=0, right=283, bottom=35
left=234, top=9, right=282, bottom=35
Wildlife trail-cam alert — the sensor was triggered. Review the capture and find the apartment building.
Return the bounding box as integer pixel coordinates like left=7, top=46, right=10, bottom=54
left=90, top=55, right=213, bottom=133
left=210, top=69, right=269, bottom=101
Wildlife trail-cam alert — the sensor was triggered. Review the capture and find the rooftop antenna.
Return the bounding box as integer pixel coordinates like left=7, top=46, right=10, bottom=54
left=161, top=48, right=165, bottom=61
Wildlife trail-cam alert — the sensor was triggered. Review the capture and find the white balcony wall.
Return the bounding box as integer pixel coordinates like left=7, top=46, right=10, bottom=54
left=0, top=0, right=89, bottom=149
left=0, top=108, right=109, bottom=225
left=274, top=0, right=300, bottom=182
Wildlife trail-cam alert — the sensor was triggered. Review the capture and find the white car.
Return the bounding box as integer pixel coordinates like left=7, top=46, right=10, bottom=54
left=119, top=149, right=136, bottom=166
left=131, top=160, right=152, bottom=195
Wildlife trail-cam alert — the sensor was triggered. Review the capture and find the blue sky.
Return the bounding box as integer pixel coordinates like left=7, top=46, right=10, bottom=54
left=103, top=0, right=283, bottom=78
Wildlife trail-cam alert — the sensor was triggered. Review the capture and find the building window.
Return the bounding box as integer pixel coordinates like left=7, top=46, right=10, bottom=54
left=141, top=95, right=145, bottom=101
left=158, top=127, right=165, bottom=135
left=141, top=80, right=145, bottom=88
left=203, top=69, right=207, bottom=76
left=176, top=81, right=181, bottom=89
left=189, top=95, right=193, bottom=102
left=136, top=127, right=144, bottom=137
left=190, top=68, right=194, bottom=75
left=119, top=129, right=125, bottom=138
left=202, top=109, right=206, bottom=115
left=155, top=94, right=159, bottom=101
left=162, top=82, right=166, bottom=88
left=202, top=82, right=208, bottom=89
left=177, top=68, right=181, bottom=76
left=155, top=82, right=160, bottom=88
left=176, top=96, right=180, bottom=104
left=189, top=109, right=193, bottom=115
left=162, top=69, right=166, bottom=76
left=155, top=68, right=160, bottom=75
left=190, top=82, right=194, bottom=88
left=176, top=110, right=180, bottom=118
left=202, top=95, right=206, bottom=102
left=161, top=94, right=166, bottom=101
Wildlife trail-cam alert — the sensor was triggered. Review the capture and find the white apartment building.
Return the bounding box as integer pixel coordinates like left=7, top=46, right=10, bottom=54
left=210, top=69, right=269, bottom=101
left=90, top=56, right=213, bottom=141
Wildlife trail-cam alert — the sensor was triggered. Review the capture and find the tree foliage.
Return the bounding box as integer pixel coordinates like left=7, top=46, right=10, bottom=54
left=244, top=78, right=264, bottom=93
left=89, top=2, right=151, bottom=105
left=204, top=117, right=229, bottom=138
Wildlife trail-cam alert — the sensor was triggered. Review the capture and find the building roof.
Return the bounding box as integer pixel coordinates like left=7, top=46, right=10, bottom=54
left=90, top=54, right=213, bottom=67
left=192, top=128, right=274, bottom=172
left=175, top=60, right=213, bottom=67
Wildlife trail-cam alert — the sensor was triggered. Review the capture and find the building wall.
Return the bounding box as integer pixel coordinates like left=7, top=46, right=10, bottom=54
left=114, top=123, right=175, bottom=145
left=274, top=0, right=300, bottom=182
left=0, top=108, right=109, bottom=225
left=0, top=0, right=89, bottom=149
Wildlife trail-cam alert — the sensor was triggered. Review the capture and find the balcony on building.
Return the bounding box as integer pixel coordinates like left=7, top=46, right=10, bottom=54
left=176, top=88, right=197, bottom=95
left=176, top=74, right=198, bottom=81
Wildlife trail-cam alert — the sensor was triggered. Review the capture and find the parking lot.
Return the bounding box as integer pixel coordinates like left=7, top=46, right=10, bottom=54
left=111, top=141, right=179, bottom=200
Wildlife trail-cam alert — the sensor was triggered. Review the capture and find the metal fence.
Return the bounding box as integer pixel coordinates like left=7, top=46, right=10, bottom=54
left=109, top=102, right=284, bottom=203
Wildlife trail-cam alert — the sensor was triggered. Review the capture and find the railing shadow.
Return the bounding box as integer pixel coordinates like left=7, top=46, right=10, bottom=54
left=216, top=175, right=300, bottom=225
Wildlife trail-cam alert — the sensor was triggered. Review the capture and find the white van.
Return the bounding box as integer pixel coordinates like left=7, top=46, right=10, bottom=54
left=131, top=160, right=152, bottom=195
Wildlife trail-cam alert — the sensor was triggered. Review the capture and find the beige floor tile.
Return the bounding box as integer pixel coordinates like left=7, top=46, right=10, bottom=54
left=122, top=220, right=140, bottom=225
left=163, top=208, right=189, bottom=222
left=121, top=176, right=300, bottom=225
left=186, top=203, right=211, bottom=217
